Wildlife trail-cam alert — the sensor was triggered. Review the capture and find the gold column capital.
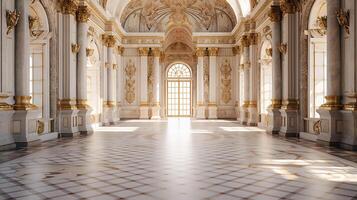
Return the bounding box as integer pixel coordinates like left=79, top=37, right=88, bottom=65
left=61, top=0, right=78, bottom=16
left=76, top=5, right=91, bottom=23
left=241, top=35, right=250, bottom=47
left=152, top=48, right=161, bottom=57
left=249, top=33, right=258, bottom=46
left=117, top=46, right=124, bottom=55
left=195, top=48, right=205, bottom=57
left=280, top=0, right=299, bottom=15
left=268, top=5, right=282, bottom=22
left=208, top=48, right=219, bottom=56
left=138, top=47, right=149, bottom=56
left=232, top=46, right=240, bottom=56
left=102, top=34, right=116, bottom=48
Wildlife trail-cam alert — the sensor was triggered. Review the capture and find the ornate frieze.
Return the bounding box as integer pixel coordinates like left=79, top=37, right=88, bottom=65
left=76, top=5, right=91, bottom=23
left=220, top=60, right=232, bottom=104
left=125, top=60, right=136, bottom=104
left=268, top=5, right=282, bottom=22
left=102, top=34, right=116, bottom=48
left=61, top=0, right=78, bottom=16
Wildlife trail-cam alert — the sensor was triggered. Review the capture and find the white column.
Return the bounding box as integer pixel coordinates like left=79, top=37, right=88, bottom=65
left=208, top=48, right=218, bottom=119
left=139, top=48, right=149, bottom=119
left=152, top=48, right=161, bottom=119
left=248, top=32, right=258, bottom=126
left=233, top=46, right=241, bottom=120
left=76, top=5, right=92, bottom=134
left=116, top=46, right=124, bottom=120
left=12, top=0, right=41, bottom=147
left=240, top=36, right=250, bottom=125
left=280, top=2, right=299, bottom=137
left=196, top=48, right=206, bottom=119
left=268, top=5, right=283, bottom=134
left=57, top=1, right=80, bottom=136
left=102, top=34, right=116, bottom=125
left=317, top=0, right=342, bottom=143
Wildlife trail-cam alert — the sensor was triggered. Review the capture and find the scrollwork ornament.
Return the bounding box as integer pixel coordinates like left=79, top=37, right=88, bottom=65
left=125, top=60, right=136, bottom=104
left=6, top=10, right=20, bottom=35
left=220, top=60, right=232, bottom=104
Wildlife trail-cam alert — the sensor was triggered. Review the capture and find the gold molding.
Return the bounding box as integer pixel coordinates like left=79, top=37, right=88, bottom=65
left=13, top=96, right=37, bottom=110
left=0, top=95, right=13, bottom=111
left=103, top=101, right=116, bottom=108
left=58, top=99, right=77, bottom=110
left=76, top=99, right=90, bottom=110
left=320, top=96, right=342, bottom=110
left=281, top=99, right=299, bottom=110
left=269, top=99, right=282, bottom=109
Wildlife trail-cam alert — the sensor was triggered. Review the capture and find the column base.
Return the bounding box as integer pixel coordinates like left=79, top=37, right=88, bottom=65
left=116, top=106, right=121, bottom=122
left=247, top=106, right=258, bottom=126
left=151, top=106, right=161, bottom=119
left=196, top=106, right=206, bottom=119
left=103, top=106, right=116, bottom=125
left=58, top=109, right=80, bottom=137
left=77, top=108, right=93, bottom=135
left=279, top=109, right=299, bottom=137
left=12, top=109, right=41, bottom=147
left=240, top=107, right=248, bottom=124
left=267, top=108, right=282, bottom=134
left=208, top=106, right=218, bottom=119
left=0, top=110, right=15, bottom=148
left=316, top=109, right=342, bottom=143
left=140, top=106, right=149, bottom=119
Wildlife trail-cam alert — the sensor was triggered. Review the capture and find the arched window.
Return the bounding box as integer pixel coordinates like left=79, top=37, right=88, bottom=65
left=167, top=63, right=191, bottom=79
left=87, top=40, right=101, bottom=119
left=166, top=63, right=192, bottom=117
left=260, top=41, right=272, bottom=114
left=308, top=0, right=327, bottom=118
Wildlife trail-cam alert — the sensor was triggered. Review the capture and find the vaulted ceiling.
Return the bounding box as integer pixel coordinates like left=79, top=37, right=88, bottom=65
left=106, top=0, right=252, bottom=33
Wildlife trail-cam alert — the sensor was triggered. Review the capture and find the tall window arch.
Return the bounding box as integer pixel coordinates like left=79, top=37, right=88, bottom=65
left=87, top=40, right=101, bottom=122
left=29, top=1, right=51, bottom=133
left=166, top=63, right=192, bottom=117
left=308, top=0, right=327, bottom=118
left=260, top=41, right=272, bottom=114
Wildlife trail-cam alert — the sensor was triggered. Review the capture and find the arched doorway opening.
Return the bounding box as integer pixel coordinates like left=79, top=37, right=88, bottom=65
left=166, top=63, right=192, bottom=117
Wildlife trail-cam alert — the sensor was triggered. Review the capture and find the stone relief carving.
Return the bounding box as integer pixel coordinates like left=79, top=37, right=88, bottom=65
left=220, top=60, right=232, bottom=104
left=204, top=64, right=209, bottom=104
left=29, top=15, right=44, bottom=38
left=121, top=0, right=236, bottom=32
left=125, top=60, right=136, bottom=104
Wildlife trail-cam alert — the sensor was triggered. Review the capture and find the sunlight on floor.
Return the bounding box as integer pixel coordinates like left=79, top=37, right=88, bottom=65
left=94, top=127, right=139, bottom=132
left=220, top=126, right=266, bottom=132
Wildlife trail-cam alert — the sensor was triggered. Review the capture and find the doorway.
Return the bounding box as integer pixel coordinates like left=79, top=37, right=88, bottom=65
left=166, top=63, right=192, bottom=117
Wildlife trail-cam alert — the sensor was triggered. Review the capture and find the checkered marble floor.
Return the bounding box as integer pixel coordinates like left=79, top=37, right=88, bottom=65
left=1, top=118, right=357, bottom=200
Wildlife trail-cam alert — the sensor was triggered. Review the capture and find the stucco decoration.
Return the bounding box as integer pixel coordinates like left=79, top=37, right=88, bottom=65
left=220, top=59, right=232, bottom=104
left=120, top=0, right=237, bottom=32
left=125, top=60, right=136, bottom=104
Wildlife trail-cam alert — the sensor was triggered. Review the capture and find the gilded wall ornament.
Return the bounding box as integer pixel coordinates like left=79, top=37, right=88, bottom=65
left=37, top=120, right=45, bottom=134
left=6, top=10, right=20, bottom=35
left=316, top=16, right=327, bottom=36
left=71, top=43, right=80, bottom=54
left=125, top=60, right=136, bottom=104
left=86, top=48, right=94, bottom=57
left=336, top=9, right=350, bottom=35
left=29, top=15, right=44, bottom=38
left=266, top=48, right=273, bottom=57
left=278, top=43, right=287, bottom=55
left=220, top=60, right=232, bottom=104
left=313, top=120, right=321, bottom=134
left=102, top=34, right=116, bottom=48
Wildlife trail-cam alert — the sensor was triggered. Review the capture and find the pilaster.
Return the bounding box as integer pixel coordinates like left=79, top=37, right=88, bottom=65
left=247, top=30, right=258, bottom=126
left=240, top=35, right=250, bottom=125
left=151, top=48, right=161, bottom=119
left=196, top=48, right=206, bottom=119
left=139, top=47, right=149, bottom=119
left=208, top=47, right=218, bottom=119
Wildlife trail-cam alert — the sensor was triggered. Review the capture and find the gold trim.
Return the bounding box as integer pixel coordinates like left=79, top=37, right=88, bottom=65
left=58, top=99, right=77, bottom=110
left=76, top=99, right=90, bottom=110
left=281, top=99, right=299, bottom=110
left=320, top=96, right=342, bottom=110
left=0, top=95, right=13, bottom=111
left=13, top=96, right=37, bottom=110
left=242, top=101, right=249, bottom=108
left=103, top=101, right=116, bottom=108
left=269, top=99, right=282, bottom=109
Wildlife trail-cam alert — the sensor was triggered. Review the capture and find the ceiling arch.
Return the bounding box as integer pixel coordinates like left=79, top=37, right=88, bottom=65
left=106, top=0, right=251, bottom=32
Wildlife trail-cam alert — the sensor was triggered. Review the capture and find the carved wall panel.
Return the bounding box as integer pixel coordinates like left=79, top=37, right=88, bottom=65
left=220, top=59, right=232, bottom=104
left=125, top=60, right=136, bottom=104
